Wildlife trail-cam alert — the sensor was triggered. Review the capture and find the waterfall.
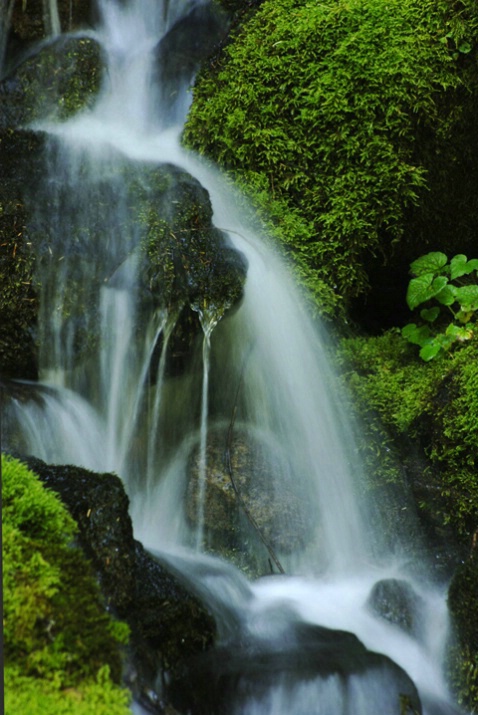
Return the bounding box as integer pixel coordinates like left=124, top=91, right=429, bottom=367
left=1, top=1, right=466, bottom=714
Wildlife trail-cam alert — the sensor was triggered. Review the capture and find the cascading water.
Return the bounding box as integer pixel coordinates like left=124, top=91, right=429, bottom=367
left=1, top=1, right=467, bottom=713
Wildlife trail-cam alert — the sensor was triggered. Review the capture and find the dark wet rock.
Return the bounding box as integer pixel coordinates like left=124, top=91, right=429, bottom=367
left=367, top=578, right=424, bottom=637
left=156, top=3, right=229, bottom=102
left=8, top=0, right=94, bottom=46
left=447, top=552, right=478, bottom=710
left=0, top=128, right=43, bottom=379
left=21, top=456, right=216, bottom=710
left=0, top=34, right=102, bottom=127
left=169, top=621, right=422, bottom=715
left=185, top=425, right=310, bottom=570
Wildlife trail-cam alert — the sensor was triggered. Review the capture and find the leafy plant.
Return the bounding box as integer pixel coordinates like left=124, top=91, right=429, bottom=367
left=402, top=252, right=478, bottom=361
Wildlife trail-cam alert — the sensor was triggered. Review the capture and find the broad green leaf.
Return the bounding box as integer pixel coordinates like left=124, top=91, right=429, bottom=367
left=458, top=42, right=472, bottom=54
left=456, top=309, right=474, bottom=323
left=450, top=254, right=478, bottom=280
left=401, top=323, right=432, bottom=346
left=454, top=285, right=478, bottom=310
left=450, top=254, right=468, bottom=280
left=409, top=252, right=448, bottom=277
left=406, top=273, right=433, bottom=309
left=446, top=323, right=473, bottom=341
left=420, top=307, right=440, bottom=323
left=435, top=284, right=457, bottom=306
left=419, top=342, right=442, bottom=361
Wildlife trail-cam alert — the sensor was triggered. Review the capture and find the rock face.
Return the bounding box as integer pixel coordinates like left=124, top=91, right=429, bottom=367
left=186, top=425, right=310, bottom=573
left=169, top=620, right=423, bottom=715
left=366, top=578, right=424, bottom=637
left=22, top=456, right=217, bottom=712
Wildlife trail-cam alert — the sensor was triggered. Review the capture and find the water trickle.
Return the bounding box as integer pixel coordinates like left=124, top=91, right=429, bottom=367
left=194, top=307, right=221, bottom=550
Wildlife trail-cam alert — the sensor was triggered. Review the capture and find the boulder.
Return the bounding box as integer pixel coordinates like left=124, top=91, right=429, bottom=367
left=169, top=620, right=422, bottom=715
left=367, top=578, right=424, bottom=637
left=186, top=425, right=309, bottom=569
left=0, top=34, right=102, bottom=128
left=22, top=456, right=217, bottom=712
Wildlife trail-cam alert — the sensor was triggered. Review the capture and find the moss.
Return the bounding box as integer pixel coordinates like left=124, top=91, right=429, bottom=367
left=448, top=554, right=478, bottom=710
left=339, top=330, right=478, bottom=545
left=185, top=0, right=478, bottom=318
left=2, top=454, right=131, bottom=712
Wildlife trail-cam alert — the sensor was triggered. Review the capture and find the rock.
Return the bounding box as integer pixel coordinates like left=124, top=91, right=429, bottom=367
left=169, top=620, right=422, bottom=715
left=0, top=34, right=102, bottom=127
left=0, top=128, right=43, bottom=379
left=186, top=424, right=310, bottom=569
left=447, top=552, right=478, bottom=710
left=367, top=578, right=424, bottom=636
left=21, top=456, right=217, bottom=710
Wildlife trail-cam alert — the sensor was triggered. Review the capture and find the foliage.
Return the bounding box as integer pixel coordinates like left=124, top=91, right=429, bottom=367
left=402, top=252, right=478, bottom=360
left=338, top=330, right=478, bottom=541
left=186, top=0, right=478, bottom=316
left=448, top=555, right=478, bottom=710
left=4, top=665, right=131, bottom=715
left=2, top=454, right=131, bottom=714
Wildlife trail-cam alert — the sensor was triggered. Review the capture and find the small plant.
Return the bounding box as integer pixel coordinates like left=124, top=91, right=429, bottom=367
left=402, top=251, right=478, bottom=361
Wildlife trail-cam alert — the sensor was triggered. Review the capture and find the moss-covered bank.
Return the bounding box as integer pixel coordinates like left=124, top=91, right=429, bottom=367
left=2, top=454, right=131, bottom=715
left=186, top=0, right=478, bottom=320
left=338, top=330, right=478, bottom=707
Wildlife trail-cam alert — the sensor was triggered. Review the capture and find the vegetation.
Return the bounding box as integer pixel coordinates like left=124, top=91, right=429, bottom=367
left=402, top=252, right=478, bottom=361
left=2, top=454, right=131, bottom=715
left=186, top=0, right=478, bottom=317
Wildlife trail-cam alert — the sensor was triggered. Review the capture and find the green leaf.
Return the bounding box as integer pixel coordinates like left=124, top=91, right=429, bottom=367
left=409, top=251, right=448, bottom=277
left=454, top=285, right=478, bottom=310
left=450, top=255, right=478, bottom=280
left=435, top=284, right=457, bottom=306
left=406, top=273, right=432, bottom=309
left=458, top=41, right=472, bottom=54
left=420, top=306, right=440, bottom=323
left=446, top=323, right=473, bottom=342
left=401, top=323, right=432, bottom=346
left=419, top=342, right=442, bottom=361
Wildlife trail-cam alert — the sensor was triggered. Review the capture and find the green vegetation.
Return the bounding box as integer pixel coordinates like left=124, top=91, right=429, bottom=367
left=339, top=329, right=478, bottom=541
left=2, top=454, right=131, bottom=715
left=186, top=0, right=478, bottom=316
left=402, top=252, right=478, bottom=361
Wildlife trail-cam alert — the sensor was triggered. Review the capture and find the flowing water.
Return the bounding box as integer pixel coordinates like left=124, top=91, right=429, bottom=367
left=1, top=1, right=466, bottom=713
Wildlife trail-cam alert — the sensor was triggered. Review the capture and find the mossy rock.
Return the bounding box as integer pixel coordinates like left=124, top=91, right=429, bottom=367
left=24, top=142, right=247, bottom=375
left=8, top=0, right=94, bottom=45
left=0, top=34, right=102, bottom=128
left=448, top=553, right=478, bottom=711
left=2, top=454, right=130, bottom=706
left=0, top=128, right=44, bottom=379
left=338, top=329, right=478, bottom=569
left=185, top=0, right=478, bottom=319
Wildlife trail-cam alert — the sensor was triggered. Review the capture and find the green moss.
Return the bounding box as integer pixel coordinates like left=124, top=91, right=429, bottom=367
left=185, top=0, right=478, bottom=317
left=5, top=665, right=131, bottom=715
left=448, top=555, right=478, bottom=710
left=339, top=330, right=478, bottom=541
left=2, top=455, right=131, bottom=713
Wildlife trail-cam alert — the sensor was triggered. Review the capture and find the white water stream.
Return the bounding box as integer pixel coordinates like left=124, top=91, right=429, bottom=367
left=2, top=1, right=466, bottom=713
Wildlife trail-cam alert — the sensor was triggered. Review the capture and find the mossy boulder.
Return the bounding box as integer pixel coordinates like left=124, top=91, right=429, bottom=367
left=7, top=0, right=94, bottom=47
left=185, top=0, right=478, bottom=320
left=448, top=553, right=478, bottom=711
left=2, top=453, right=131, bottom=713
left=0, top=34, right=102, bottom=128
left=0, top=129, right=44, bottom=379
left=20, top=455, right=217, bottom=710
